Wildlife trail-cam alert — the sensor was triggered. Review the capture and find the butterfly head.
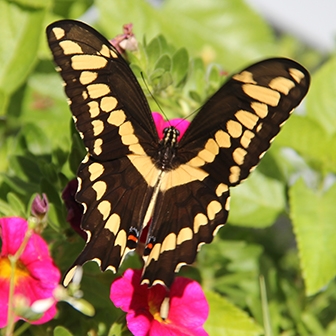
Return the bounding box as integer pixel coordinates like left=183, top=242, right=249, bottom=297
left=162, top=126, right=180, bottom=145
left=157, top=126, right=180, bottom=170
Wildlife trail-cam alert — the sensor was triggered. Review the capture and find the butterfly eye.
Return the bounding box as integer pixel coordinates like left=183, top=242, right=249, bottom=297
left=163, top=127, right=180, bottom=136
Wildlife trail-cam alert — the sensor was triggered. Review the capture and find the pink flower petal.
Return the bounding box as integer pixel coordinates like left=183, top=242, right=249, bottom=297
left=111, top=269, right=147, bottom=311
left=0, top=279, right=10, bottom=327
left=20, top=233, right=53, bottom=267
left=152, top=112, right=190, bottom=140
left=162, top=118, right=190, bottom=140
left=126, top=311, right=153, bottom=336
left=168, top=278, right=209, bottom=329
left=30, top=304, right=57, bottom=325
left=0, top=217, right=28, bottom=256
left=0, top=217, right=60, bottom=327
left=110, top=269, right=209, bottom=335
left=152, top=112, right=165, bottom=139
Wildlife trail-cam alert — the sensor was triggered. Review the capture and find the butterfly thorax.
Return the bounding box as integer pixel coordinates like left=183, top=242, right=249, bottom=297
left=156, top=126, right=180, bottom=170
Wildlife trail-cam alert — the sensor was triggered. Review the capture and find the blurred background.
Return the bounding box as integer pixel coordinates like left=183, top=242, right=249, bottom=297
left=246, top=0, right=336, bottom=52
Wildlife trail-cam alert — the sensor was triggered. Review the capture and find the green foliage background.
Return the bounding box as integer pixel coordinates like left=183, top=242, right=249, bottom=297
left=0, top=0, right=336, bottom=335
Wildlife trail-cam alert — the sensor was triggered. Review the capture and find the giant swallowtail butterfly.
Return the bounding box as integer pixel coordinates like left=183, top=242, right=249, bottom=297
left=46, top=20, right=310, bottom=288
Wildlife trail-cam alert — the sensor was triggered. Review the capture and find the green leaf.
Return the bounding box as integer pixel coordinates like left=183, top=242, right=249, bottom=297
left=149, top=68, right=166, bottom=82
left=327, top=320, right=336, bottom=336
left=289, top=179, right=336, bottom=295
left=53, top=326, right=74, bottom=336
left=205, top=290, right=263, bottom=336
left=108, top=316, right=132, bottom=336
left=154, top=35, right=172, bottom=55
left=0, top=198, right=18, bottom=217
left=301, top=312, right=326, bottom=335
left=229, top=170, right=285, bottom=227
left=20, top=123, right=52, bottom=156
left=39, top=161, right=59, bottom=183
left=97, top=0, right=275, bottom=70
left=7, top=192, right=26, bottom=216
left=146, top=37, right=163, bottom=69
left=306, top=56, right=336, bottom=135
left=40, top=177, right=62, bottom=208
left=2, top=175, right=37, bottom=196
left=185, top=58, right=207, bottom=103
left=8, top=155, right=42, bottom=183
left=28, top=72, right=65, bottom=101
left=11, top=0, right=50, bottom=8
left=154, top=54, right=171, bottom=72
left=0, top=90, right=9, bottom=115
left=47, top=202, right=63, bottom=231
left=208, top=63, right=223, bottom=89
left=157, top=72, right=173, bottom=91
left=171, top=48, right=189, bottom=85
left=0, top=1, right=46, bottom=98
left=276, top=114, right=336, bottom=174
left=108, top=321, right=124, bottom=336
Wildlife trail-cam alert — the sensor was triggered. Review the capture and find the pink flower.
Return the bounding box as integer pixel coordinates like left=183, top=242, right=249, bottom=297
left=152, top=112, right=190, bottom=140
left=110, top=269, right=209, bottom=336
left=110, top=23, right=138, bottom=54
left=0, top=217, right=61, bottom=327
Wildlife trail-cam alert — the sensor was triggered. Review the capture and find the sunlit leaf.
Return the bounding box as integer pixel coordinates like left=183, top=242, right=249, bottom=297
left=290, top=179, right=336, bottom=295
left=205, top=290, right=263, bottom=336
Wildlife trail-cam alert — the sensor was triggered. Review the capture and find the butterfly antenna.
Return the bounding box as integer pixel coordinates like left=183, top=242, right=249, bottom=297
left=173, top=103, right=202, bottom=129
left=140, top=72, right=170, bottom=123
left=141, top=72, right=201, bottom=129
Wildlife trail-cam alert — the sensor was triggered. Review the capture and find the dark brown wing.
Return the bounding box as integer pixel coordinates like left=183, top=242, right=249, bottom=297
left=46, top=20, right=158, bottom=161
left=47, top=20, right=310, bottom=288
left=178, top=58, right=310, bottom=186
left=141, top=58, right=310, bottom=287
left=46, top=20, right=159, bottom=284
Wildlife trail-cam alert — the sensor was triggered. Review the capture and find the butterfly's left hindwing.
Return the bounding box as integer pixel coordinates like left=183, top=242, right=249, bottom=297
left=47, top=20, right=310, bottom=288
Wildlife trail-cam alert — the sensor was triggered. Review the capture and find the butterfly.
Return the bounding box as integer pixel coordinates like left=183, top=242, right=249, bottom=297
left=46, top=20, right=310, bottom=288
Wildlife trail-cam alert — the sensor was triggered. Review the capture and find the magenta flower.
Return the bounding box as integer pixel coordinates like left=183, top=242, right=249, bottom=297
left=110, top=269, right=209, bottom=336
left=152, top=112, right=190, bottom=140
left=0, top=217, right=61, bottom=327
